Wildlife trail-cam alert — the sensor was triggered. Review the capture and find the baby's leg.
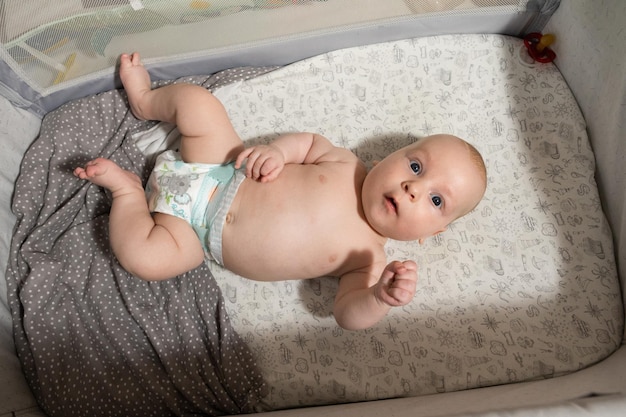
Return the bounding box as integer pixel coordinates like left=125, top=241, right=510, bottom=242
left=120, top=52, right=244, bottom=165
left=74, top=158, right=204, bottom=280
left=118, top=53, right=153, bottom=121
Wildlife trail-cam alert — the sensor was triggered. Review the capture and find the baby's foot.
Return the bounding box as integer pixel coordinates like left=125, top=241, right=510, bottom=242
left=119, top=52, right=152, bottom=120
left=74, top=158, right=142, bottom=197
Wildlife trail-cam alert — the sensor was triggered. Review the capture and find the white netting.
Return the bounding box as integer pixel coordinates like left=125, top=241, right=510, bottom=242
left=0, top=0, right=524, bottom=89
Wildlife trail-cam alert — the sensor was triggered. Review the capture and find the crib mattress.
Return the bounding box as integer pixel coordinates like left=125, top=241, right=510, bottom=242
left=202, top=34, right=622, bottom=410
left=3, top=34, right=622, bottom=415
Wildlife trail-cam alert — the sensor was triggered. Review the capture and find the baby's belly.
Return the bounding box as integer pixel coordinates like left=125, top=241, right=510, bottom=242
left=219, top=172, right=363, bottom=281
left=221, top=208, right=345, bottom=281
left=223, top=236, right=343, bottom=281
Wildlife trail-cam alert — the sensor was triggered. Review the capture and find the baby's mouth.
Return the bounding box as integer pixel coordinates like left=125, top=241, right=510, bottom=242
left=385, top=196, right=398, bottom=214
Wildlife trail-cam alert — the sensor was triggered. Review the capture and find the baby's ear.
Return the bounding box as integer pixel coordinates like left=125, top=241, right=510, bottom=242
left=419, top=227, right=448, bottom=245
left=435, top=226, right=448, bottom=236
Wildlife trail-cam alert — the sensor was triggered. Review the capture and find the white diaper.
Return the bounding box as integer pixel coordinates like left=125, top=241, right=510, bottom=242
left=145, top=150, right=245, bottom=265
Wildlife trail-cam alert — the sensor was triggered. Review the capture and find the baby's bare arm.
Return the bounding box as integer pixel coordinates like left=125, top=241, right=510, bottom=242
left=334, top=260, right=418, bottom=330
left=268, top=132, right=344, bottom=164
left=235, top=132, right=355, bottom=181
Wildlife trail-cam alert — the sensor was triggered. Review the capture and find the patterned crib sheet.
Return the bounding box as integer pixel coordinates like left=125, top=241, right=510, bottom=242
left=205, top=34, right=621, bottom=409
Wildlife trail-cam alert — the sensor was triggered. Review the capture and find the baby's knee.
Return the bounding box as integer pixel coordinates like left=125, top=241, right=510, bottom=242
left=114, top=253, right=154, bottom=281
left=114, top=244, right=203, bottom=281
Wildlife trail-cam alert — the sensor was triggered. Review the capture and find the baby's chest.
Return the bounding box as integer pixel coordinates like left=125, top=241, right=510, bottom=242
left=242, top=163, right=361, bottom=214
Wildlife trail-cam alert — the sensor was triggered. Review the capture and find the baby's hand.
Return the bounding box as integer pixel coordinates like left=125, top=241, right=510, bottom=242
left=235, top=144, right=285, bottom=182
left=375, top=260, right=418, bottom=307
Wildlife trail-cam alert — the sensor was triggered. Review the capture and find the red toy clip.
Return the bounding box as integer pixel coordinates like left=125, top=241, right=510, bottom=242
left=523, top=32, right=556, bottom=63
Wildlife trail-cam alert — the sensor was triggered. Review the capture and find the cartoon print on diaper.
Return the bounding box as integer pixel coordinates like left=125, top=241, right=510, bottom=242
left=147, top=151, right=238, bottom=230
left=154, top=162, right=199, bottom=220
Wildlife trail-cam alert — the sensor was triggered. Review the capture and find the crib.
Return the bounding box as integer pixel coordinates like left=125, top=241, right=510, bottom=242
left=1, top=1, right=625, bottom=416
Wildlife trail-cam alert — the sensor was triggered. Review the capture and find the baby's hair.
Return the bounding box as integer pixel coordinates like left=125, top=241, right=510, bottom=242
left=464, top=141, right=487, bottom=186
left=460, top=139, right=487, bottom=215
left=426, top=134, right=487, bottom=187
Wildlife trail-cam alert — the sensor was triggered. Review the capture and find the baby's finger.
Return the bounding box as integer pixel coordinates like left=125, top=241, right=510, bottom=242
left=395, top=274, right=417, bottom=293
left=260, top=163, right=283, bottom=182
left=259, top=158, right=276, bottom=177
left=386, top=286, right=414, bottom=306
left=379, top=265, right=398, bottom=286
left=401, top=260, right=418, bottom=272
left=250, top=154, right=270, bottom=180
left=244, top=149, right=265, bottom=179
left=235, top=148, right=253, bottom=169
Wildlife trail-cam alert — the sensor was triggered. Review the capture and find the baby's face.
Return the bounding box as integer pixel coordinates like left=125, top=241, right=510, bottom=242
left=361, top=134, right=485, bottom=242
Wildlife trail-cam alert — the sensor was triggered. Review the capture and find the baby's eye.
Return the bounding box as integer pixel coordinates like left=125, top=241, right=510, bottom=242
left=409, top=160, right=421, bottom=174
left=431, top=195, right=443, bottom=207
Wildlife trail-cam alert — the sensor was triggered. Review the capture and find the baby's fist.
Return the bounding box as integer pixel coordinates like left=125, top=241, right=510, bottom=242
left=235, top=144, right=285, bottom=182
left=375, top=260, right=418, bottom=307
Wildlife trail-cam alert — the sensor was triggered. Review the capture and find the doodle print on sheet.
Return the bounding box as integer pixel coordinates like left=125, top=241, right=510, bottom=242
left=209, top=35, right=622, bottom=409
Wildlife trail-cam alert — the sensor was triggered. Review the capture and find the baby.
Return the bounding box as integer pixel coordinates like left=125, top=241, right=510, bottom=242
left=74, top=53, right=487, bottom=330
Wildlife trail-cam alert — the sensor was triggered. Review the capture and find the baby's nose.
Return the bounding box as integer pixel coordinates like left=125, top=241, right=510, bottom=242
left=403, top=180, right=420, bottom=201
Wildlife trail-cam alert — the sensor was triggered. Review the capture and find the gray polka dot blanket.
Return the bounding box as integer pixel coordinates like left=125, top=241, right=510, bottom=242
left=7, top=68, right=274, bottom=416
